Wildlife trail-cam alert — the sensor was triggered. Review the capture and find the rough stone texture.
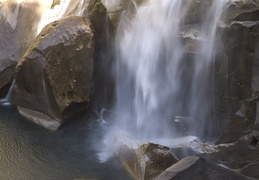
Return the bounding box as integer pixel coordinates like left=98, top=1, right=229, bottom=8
left=182, top=0, right=214, bottom=25
left=115, top=138, right=178, bottom=180
left=0, top=1, right=42, bottom=95
left=50, top=0, right=112, bottom=110
left=240, top=162, right=259, bottom=179
left=12, top=16, right=94, bottom=130
left=214, top=0, right=259, bottom=143
left=156, top=156, right=249, bottom=180
left=218, top=131, right=259, bottom=169
left=198, top=131, right=259, bottom=179
left=100, top=0, right=138, bottom=33
left=83, top=0, right=116, bottom=109
left=51, top=0, right=61, bottom=8
left=221, top=0, right=259, bottom=23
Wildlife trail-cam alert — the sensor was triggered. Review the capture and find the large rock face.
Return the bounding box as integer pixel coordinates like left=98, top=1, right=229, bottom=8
left=12, top=16, right=94, bottom=130
left=0, top=1, right=42, bottom=96
left=214, top=0, right=259, bottom=143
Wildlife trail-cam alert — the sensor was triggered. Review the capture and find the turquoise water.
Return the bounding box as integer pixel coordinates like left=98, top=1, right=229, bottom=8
left=0, top=105, right=131, bottom=180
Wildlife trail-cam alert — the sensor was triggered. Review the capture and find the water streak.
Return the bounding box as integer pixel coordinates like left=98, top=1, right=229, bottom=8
left=0, top=80, right=15, bottom=106
left=110, top=0, right=226, bottom=142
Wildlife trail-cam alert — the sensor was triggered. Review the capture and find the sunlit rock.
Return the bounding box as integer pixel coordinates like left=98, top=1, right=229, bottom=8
left=51, top=0, right=60, bottom=8
left=12, top=16, right=94, bottom=130
left=156, top=156, right=249, bottom=180
left=0, top=0, right=43, bottom=94
left=114, top=132, right=178, bottom=180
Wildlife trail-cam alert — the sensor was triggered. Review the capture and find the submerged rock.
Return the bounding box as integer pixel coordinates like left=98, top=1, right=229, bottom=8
left=12, top=16, right=94, bottom=130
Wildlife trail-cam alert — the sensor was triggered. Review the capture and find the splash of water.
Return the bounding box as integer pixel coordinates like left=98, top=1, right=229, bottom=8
left=98, top=0, right=226, bottom=161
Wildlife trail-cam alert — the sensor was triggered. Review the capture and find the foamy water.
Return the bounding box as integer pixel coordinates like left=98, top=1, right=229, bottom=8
left=112, top=0, right=226, bottom=140
left=98, top=0, right=226, bottom=162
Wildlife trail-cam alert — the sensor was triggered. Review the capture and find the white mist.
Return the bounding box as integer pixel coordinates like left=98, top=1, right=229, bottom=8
left=99, top=0, right=226, bottom=161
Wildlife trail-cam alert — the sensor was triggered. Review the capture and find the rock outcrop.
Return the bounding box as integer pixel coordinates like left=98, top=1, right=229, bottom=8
left=114, top=133, right=178, bottom=180
left=156, top=156, right=249, bottom=180
left=12, top=16, right=94, bottom=130
left=0, top=1, right=42, bottom=96
left=214, top=0, right=259, bottom=143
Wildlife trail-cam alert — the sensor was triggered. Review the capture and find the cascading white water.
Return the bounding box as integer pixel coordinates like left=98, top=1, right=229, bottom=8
left=99, top=0, right=226, bottom=160
left=1, top=0, right=227, bottom=163
left=114, top=0, right=186, bottom=140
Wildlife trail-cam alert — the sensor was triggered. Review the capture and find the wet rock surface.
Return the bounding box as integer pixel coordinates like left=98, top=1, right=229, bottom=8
left=12, top=16, right=94, bottom=130
left=115, top=133, right=178, bottom=180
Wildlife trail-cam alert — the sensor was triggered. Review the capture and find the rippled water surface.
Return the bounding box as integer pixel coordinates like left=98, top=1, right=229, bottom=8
left=0, top=105, right=131, bottom=180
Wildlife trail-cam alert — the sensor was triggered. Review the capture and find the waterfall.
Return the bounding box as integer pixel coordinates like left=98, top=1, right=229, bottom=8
left=104, top=0, right=226, bottom=145
left=0, top=80, right=15, bottom=105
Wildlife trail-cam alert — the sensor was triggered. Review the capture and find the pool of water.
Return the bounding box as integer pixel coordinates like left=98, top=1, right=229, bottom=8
left=0, top=105, right=132, bottom=180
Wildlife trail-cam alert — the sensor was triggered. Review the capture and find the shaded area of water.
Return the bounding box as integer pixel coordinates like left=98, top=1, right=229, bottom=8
left=0, top=105, right=132, bottom=180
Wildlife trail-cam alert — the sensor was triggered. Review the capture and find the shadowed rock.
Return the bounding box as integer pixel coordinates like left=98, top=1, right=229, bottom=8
left=215, top=19, right=259, bottom=143
left=199, top=131, right=259, bottom=179
left=206, top=0, right=259, bottom=143
left=240, top=161, right=259, bottom=179
left=12, top=16, right=94, bottom=130
left=156, top=156, right=249, bottom=180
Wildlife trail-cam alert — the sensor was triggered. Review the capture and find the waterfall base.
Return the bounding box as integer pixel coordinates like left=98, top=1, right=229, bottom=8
left=99, top=130, right=250, bottom=180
